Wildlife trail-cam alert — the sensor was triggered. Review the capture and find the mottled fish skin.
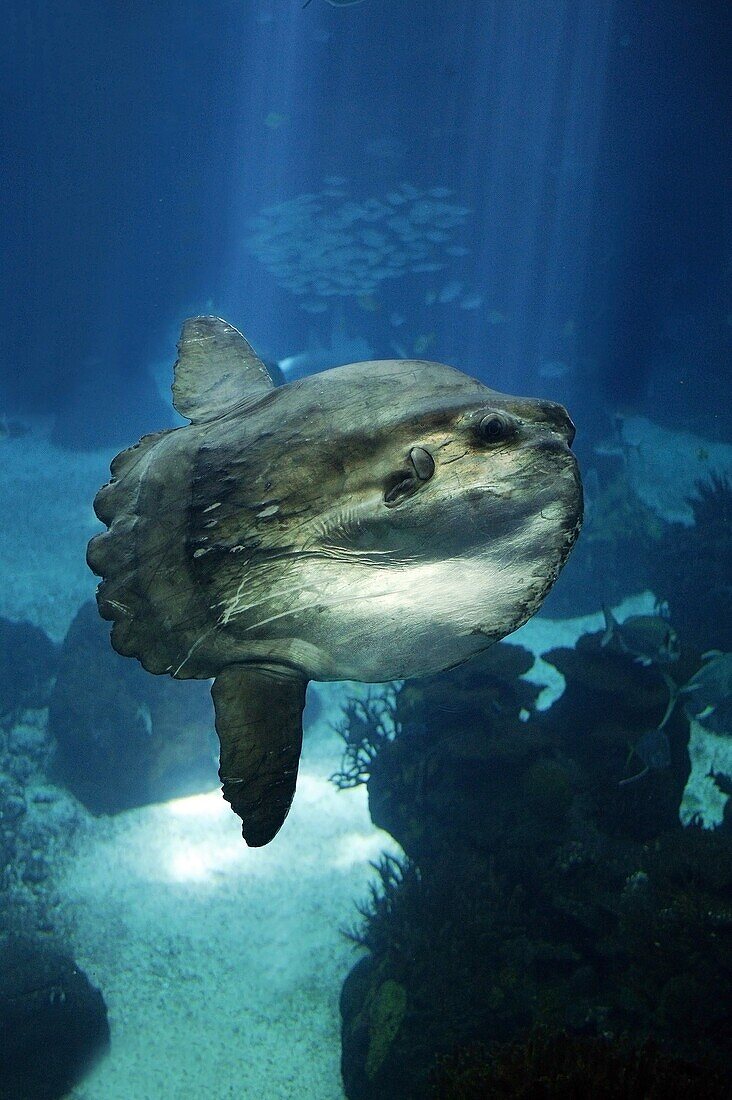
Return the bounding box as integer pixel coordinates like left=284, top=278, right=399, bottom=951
left=88, top=316, right=583, bottom=844
left=91, top=365, right=581, bottom=684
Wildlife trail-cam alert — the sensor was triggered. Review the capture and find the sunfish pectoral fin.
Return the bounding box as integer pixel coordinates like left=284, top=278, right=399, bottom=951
left=211, top=664, right=308, bottom=846
left=173, top=316, right=275, bottom=424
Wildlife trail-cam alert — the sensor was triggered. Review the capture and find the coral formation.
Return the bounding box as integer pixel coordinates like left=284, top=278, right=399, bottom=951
left=331, top=690, right=398, bottom=790
left=337, top=635, right=731, bottom=1098
left=648, top=473, right=732, bottom=652
left=428, top=1030, right=728, bottom=1099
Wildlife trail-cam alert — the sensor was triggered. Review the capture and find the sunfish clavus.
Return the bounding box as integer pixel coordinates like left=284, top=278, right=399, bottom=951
left=88, top=317, right=583, bottom=845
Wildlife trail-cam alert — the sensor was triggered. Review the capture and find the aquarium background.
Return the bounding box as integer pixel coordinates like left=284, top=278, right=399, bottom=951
left=1, top=1, right=730, bottom=1098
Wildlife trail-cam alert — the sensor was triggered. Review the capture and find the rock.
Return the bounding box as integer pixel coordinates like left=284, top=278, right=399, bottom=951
left=0, top=938, right=109, bottom=1099
left=48, top=601, right=217, bottom=814
left=337, top=628, right=730, bottom=1097
left=8, top=723, right=48, bottom=760
left=618, top=416, right=732, bottom=526
left=2, top=794, right=26, bottom=823
left=21, top=855, right=49, bottom=886
left=0, top=618, right=58, bottom=722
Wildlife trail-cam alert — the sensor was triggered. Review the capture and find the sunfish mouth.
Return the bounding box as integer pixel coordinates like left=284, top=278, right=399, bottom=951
left=530, top=398, right=576, bottom=447
left=532, top=435, right=577, bottom=459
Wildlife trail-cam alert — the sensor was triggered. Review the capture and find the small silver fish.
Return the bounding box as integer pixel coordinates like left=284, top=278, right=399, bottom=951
left=601, top=605, right=680, bottom=667
left=437, top=280, right=463, bottom=304
left=303, top=0, right=365, bottom=7
left=538, top=360, right=571, bottom=380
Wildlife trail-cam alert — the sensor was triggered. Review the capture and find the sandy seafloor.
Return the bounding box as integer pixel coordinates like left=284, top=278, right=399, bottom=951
left=1, top=426, right=730, bottom=1099
left=60, top=722, right=396, bottom=1100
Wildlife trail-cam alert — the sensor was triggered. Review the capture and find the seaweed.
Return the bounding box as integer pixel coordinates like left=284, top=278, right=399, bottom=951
left=428, top=1029, right=729, bottom=1099
left=344, top=854, right=419, bottom=953
left=331, top=690, right=399, bottom=789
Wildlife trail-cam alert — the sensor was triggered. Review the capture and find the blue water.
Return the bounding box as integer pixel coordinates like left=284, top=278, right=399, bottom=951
left=1, top=2, right=730, bottom=1097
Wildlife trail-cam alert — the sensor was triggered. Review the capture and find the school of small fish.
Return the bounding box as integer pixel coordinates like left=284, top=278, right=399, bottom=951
left=247, top=180, right=488, bottom=316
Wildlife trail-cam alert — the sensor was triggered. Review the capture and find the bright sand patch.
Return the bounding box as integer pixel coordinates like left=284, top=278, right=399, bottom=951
left=60, top=712, right=397, bottom=1100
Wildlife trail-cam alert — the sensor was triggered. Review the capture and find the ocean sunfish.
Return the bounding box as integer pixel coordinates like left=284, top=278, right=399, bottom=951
left=88, top=317, right=583, bottom=845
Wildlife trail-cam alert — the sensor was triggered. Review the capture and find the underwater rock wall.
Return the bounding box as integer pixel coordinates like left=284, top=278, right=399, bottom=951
left=617, top=416, right=732, bottom=526
left=648, top=472, right=732, bottom=655
left=49, top=602, right=217, bottom=815
left=546, top=424, right=732, bottom=622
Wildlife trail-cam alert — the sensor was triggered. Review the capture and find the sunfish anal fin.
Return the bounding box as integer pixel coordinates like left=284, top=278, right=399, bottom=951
left=173, top=316, right=275, bottom=424
left=212, top=664, right=307, bottom=847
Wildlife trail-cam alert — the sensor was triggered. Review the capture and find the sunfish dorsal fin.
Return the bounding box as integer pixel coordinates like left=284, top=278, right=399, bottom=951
left=172, top=316, right=275, bottom=423
left=211, top=663, right=308, bottom=846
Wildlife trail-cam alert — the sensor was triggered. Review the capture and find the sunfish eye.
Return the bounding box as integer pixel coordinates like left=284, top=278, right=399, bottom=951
left=478, top=412, right=516, bottom=443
